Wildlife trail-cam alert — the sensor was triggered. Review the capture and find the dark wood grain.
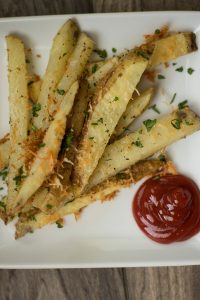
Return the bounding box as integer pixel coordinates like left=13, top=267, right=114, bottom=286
left=0, top=1, right=200, bottom=300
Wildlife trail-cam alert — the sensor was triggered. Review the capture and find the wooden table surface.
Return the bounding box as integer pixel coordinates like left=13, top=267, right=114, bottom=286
left=0, top=1, right=200, bottom=299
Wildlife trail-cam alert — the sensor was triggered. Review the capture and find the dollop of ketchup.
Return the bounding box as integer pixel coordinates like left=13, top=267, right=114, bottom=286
left=133, top=175, right=200, bottom=244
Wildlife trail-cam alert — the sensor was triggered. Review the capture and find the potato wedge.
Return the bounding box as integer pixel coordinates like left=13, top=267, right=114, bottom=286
left=112, top=88, right=154, bottom=139
left=13, top=81, right=79, bottom=213
left=87, top=57, right=118, bottom=92
left=15, top=159, right=165, bottom=238
left=148, top=32, right=197, bottom=68
left=48, top=33, right=94, bottom=118
left=73, top=51, right=148, bottom=193
left=88, top=108, right=200, bottom=188
left=0, top=134, right=10, bottom=170
left=28, top=80, right=42, bottom=103
left=33, top=20, right=79, bottom=129
left=6, top=36, right=29, bottom=213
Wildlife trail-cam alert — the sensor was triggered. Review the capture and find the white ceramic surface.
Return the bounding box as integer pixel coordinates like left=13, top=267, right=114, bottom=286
left=0, top=12, right=200, bottom=268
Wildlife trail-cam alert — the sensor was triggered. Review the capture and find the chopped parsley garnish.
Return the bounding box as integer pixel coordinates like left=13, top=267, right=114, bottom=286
left=63, top=52, right=67, bottom=57
left=94, top=49, right=107, bottom=59
left=116, top=173, right=130, bottom=180
left=38, top=143, right=46, bottom=148
left=154, top=29, right=160, bottom=34
left=112, top=47, right=117, bottom=53
left=158, top=154, right=166, bottom=162
left=143, top=119, right=157, bottom=132
left=172, top=63, right=177, bottom=66
left=132, top=138, right=143, bottom=148
left=0, top=187, right=3, bottom=191
left=185, top=120, right=193, bottom=126
left=187, top=68, right=194, bottom=75
left=0, top=168, right=8, bottom=181
left=46, top=204, right=53, bottom=209
left=83, top=111, right=89, bottom=120
left=92, top=64, right=98, bottom=73
left=113, top=96, right=119, bottom=101
left=13, top=167, right=26, bottom=186
left=178, top=100, right=188, bottom=110
left=57, top=89, right=65, bottom=95
left=139, top=129, right=143, bottom=134
left=157, top=74, right=165, bottom=80
left=62, top=128, right=74, bottom=150
left=31, top=124, right=38, bottom=132
left=91, top=122, right=98, bottom=126
left=56, top=221, right=63, bottom=228
left=97, top=117, right=103, bottom=123
left=170, top=93, right=176, bottom=104
left=89, top=136, right=94, bottom=140
left=0, top=201, right=6, bottom=212
left=176, top=66, right=183, bottom=72
left=171, top=119, right=181, bottom=129
left=32, top=103, right=41, bottom=117
left=136, top=50, right=149, bottom=60
left=148, top=104, right=160, bottom=114
left=26, top=59, right=30, bottom=63
left=29, top=215, right=37, bottom=221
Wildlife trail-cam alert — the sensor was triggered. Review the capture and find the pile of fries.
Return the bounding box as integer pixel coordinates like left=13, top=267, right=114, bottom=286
left=0, top=20, right=200, bottom=238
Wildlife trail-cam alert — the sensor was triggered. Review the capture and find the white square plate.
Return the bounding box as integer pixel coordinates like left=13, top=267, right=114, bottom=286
left=0, top=11, right=200, bottom=268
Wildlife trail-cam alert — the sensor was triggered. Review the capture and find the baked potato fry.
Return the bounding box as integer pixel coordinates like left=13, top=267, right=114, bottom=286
left=49, top=33, right=95, bottom=117
left=0, top=134, right=10, bottom=170
left=148, top=32, right=197, bottom=68
left=73, top=51, right=148, bottom=193
left=33, top=20, right=79, bottom=129
left=112, top=88, right=154, bottom=139
left=14, top=81, right=79, bottom=213
left=88, top=108, right=200, bottom=188
left=15, top=159, right=165, bottom=238
left=6, top=36, right=29, bottom=213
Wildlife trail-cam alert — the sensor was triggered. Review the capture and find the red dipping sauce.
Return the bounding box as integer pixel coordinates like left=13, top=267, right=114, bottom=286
left=133, top=175, right=200, bottom=244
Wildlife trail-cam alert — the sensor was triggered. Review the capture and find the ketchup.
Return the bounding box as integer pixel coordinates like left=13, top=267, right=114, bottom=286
left=133, top=175, right=200, bottom=244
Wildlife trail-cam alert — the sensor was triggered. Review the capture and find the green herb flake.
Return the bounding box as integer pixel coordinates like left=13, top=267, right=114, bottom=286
left=116, top=173, right=130, bottom=180
left=171, top=119, right=182, bottom=129
left=132, top=138, right=143, bottom=148
left=187, top=68, right=194, bottom=75
left=56, top=221, right=63, bottom=228
left=148, top=104, right=160, bottom=114
left=26, top=59, right=30, bottom=63
left=63, top=128, right=74, bottom=150
left=155, top=29, right=161, bottom=34
left=57, top=89, right=65, bottom=95
left=172, top=63, right=177, bottom=66
left=143, top=119, right=157, bottom=132
left=13, top=167, right=27, bottom=186
left=46, top=204, right=53, bottom=209
left=29, top=215, right=37, bottom=222
left=170, top=93, right=177, bottom=104
left=136, top=50, right=149, bottom=60
left=0, top=168, right=8, bottom=181
left=63, top=52, right=67, bottom=57
left=139, top=129, right=143, bottom=134
left=178, top=100, right=188, bottom=110
left=97, top=117, right=103, bottom=123
left=112, top=47, right=117, bottom=53
left=91, top=122, right=98, bottom=126
left=92, top=64, right=98, bottom=73
left=185, top=120, right=194, bottom=126
left=89, top=136, right=94, bottom=140
left=83, top=111, right=89, bottom=120
left=158, top=154, right=166, bottom=162
left=94, top=49, right=107, bottom=59
left=113, top=96, right=119, bottom=101
left=157, top=74, right=165, bottom=80
left=31, top=124, right=38, bottom=132
left=0, top=201, right=6, bottom=212
left=32, top=103, right=41, bottom=117
left=176, top=66, right=183, bottom=72
left=38, top=143, right=46, bottom=148
left=0, top=187, right=3, bottom=191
